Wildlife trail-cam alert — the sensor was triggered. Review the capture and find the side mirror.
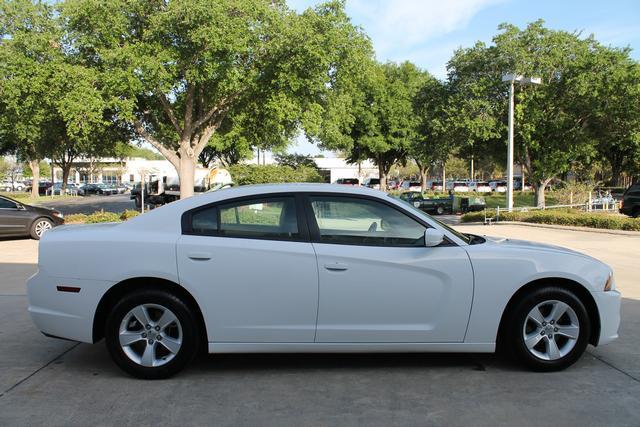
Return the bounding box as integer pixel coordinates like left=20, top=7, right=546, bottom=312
left=16, top=203, right=26, bottom=210
left=424, top=228, right=445, bottom=247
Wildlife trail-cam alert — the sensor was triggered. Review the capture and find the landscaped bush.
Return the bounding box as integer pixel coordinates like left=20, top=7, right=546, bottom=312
left=64, top=213, right=88, bottom=224
left=461, top=209, right=640, bottom=231
left=85, top=211, right=122, bottom=224
left=119, top=209, right=140, bottom=221
left=227, top=164, right=323, bottom=185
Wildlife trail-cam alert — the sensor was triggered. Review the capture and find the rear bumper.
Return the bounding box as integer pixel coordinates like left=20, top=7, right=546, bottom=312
left=593, top=290, right=621, bottom=346
left=27, top=271, right=114, bottom=343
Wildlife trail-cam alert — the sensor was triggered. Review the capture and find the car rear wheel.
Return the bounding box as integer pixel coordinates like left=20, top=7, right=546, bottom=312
left=504, top=286, right=590, bottom=371
left=105, top=289, right=200, bottom=379
left=30, top=218, right=53, bottom=240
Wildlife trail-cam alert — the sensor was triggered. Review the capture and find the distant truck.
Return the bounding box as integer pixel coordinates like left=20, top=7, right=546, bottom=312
left=399, top=191, right=486, bottom=215
left=132, top=167, right=232, bottom=208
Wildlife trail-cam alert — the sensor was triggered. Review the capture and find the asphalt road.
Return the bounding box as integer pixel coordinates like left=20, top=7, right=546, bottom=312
left=0, top=225, right=639, bottom=426
left=38, top=194, right=137, bottom=215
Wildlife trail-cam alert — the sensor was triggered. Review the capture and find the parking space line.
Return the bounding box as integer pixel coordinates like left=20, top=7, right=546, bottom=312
left=0, top=342, right=80, bottom=399
left=587, top=350, right=640, bottom=384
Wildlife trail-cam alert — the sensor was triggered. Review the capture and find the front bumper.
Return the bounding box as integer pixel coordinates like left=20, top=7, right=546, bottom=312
left=27, top=271, right=114, bottom=343
left=593, top=290, right=621, bottom=346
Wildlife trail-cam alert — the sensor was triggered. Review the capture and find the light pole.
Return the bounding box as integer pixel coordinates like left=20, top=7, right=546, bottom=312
left=501, top=74, right=541, bottom=211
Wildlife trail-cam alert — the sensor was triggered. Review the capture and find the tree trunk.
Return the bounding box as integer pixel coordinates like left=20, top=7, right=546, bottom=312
left=29, top=159, right=40, bottom=198
left=179, top=151, right=196, bottom=199
left=610, top=160, right=622, bottom=187
left=61, top=166, right=71, bottom=192
left=378, top=162, right=387, bottom=192
left=420, top=167, right=428, bottom=192
left=535, top=181, right=548, bottom=207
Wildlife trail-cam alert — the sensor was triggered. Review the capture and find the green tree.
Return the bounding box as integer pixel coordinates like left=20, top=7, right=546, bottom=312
left=0, top=0, right=125, bottom=194
left=62, top=0, right=372, bottom=198
left=319, top=61, right=428, bottom=190
left=274, top=152, right=318, bottom=169
left=411, top=77, right=458, bottom=190
left=447, top=21, right=617, bottom=206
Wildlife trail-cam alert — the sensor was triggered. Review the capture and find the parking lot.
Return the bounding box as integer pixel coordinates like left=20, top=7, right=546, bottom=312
left=36, top=193, right=136, bottom=215
left=0, top=224, right=639, bottom=426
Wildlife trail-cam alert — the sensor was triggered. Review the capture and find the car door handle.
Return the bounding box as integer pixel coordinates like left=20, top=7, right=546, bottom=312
left=324, top=262, right=348, bottom=271
left=187, top=252, right=211, bottom=261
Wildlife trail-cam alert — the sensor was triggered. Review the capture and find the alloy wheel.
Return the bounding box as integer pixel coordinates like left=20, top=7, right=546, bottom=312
left=118, top=303, right=183, bottom=368
left=522, top=300, right=580, bottom=361
left=34, top=220, right=52, bottom=237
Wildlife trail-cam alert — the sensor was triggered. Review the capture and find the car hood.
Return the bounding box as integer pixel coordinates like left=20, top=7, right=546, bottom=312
left=26, top=204, right=59, bottom=215
left=482, top=235, right=598, bottom=261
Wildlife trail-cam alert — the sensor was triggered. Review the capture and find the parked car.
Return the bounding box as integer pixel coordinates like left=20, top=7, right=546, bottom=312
left=78, top=183, right=118, bottom=196
left=27, top=184, right=620, bottom=378
left=469, top=181, right=492, bottom=193
left=0, top=195, right=64, bottom=239
left=429, top=181, right=444, bottom=192
left=116, top=183, right=131, bottom=194
left=47, top=182, right=78, bottom=195
left=400, top=180, right=422, bottom=191
left=334, top=178, right=359, bottom=186
left=620, top=183, right=640, bottom=217
left=387, top=180, right=399, bottom=190
left=490, top=181, right=507, bottom=192
left=2, top=180, right=25, bottom=192
left=363, top=178, right=380, bottom=190
left=446, top=181, right=470, bottom=193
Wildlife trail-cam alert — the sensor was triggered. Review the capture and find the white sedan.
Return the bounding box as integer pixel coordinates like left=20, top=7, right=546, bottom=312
left=27, top=184, right=620, bottom=379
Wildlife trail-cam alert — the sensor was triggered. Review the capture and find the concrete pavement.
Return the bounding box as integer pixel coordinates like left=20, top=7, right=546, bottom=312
left=0, top=224, right=639, bottom=426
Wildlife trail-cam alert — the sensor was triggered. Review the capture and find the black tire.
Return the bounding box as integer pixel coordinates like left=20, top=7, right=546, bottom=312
left=503, top=286, right=590, bottom=371
left=632, top=207, right=640, bottom=218
left=30, top=217, right=54, bottom=240
left=105, top=288, right=200, bottom=379
left=436, top=206, right=444, bottom=215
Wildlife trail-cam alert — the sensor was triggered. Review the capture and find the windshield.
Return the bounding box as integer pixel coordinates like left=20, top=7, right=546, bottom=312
left=392, top=196, right=471, bottom=244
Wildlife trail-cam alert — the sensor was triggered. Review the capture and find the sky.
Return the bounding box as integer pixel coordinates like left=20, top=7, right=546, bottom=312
left=287, top=0, right=640, bottom=156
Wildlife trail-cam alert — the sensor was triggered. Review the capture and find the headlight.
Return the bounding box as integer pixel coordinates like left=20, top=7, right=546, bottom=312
left=604, top=273, right=614, bottom=291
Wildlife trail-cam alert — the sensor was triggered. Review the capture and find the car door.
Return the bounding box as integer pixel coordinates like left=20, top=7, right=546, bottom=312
left=305, top=194, right=474, bottom=343
left=177, top=195, right=319, bottom=343
left=0, top=197, right=30, bottom=236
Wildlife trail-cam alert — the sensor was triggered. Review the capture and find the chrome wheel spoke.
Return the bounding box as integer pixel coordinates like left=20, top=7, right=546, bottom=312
left=140, top=342, right=156, bottom=367
left=159, top=336, right=181, bottom=354
left=546, top=337, right=561, bottom=359
left=524, top=332, right=543, bottom=349
left=548, top=301, right=569, bottom=322
left=119, top=331, right=144, bottom=346
left=157, top=310, right=177, bottom=331
left=131, top=305, right=151, bottom=327
left=556, top=324, right=579, bottom=340
left=527, top=307, right=545, bottom=326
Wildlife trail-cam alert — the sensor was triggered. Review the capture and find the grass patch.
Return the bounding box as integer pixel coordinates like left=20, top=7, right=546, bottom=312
left=461, top=209, right=640, bottom=231
left=0, top=192, right=80, bottom=204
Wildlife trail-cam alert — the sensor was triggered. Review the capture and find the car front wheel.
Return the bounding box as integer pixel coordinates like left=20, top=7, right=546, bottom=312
left=30, top=218, right=53, bottom=239
left=504, top=286, right=590, bottom=371
left=105, top=289, right=200, bottom=379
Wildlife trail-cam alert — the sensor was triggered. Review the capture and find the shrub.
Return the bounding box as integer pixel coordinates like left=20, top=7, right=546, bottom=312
left=227, top=164, right=323, bottom=185
left=85, top=211, right=122, bottom=224
left=461, top=209, right=640, bottom=231
left=120, top=209, right=140, bottom=221
left=64, top=213, right=88, bottom=224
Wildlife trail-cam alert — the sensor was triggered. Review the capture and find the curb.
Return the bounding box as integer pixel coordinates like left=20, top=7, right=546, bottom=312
left=457, top=221, right=640, bottom=236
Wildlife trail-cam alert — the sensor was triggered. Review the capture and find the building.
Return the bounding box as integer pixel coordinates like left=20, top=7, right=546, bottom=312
left=51, top=156, right=378, bottom=185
